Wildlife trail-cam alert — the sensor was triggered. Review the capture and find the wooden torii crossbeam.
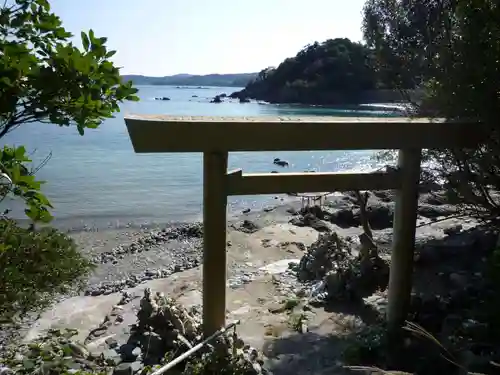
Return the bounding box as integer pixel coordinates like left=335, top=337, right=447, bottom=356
left=124, top=115, right=484, bottom=335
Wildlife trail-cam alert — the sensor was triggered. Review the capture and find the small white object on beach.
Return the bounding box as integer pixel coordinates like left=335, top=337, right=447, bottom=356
left=259, top=259, right=300, bottom=275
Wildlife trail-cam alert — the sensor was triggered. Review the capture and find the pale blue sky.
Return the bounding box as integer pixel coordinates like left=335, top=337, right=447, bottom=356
left=50, top=0, right=366, bottom=76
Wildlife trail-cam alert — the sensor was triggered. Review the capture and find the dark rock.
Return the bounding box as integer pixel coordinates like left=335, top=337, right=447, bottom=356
left=286, top=207, right=298, bottom=215
left=235, top=220, right=260, bottom=234
left=191, top=95, right=198, bottom=98
left=119, top=344, right=141, bottom=361
left=290, top=214, right=330, bottom=232
left=140, top=332, right=164, bottom=355
left=242, top=208, right=251, bottom=214
left=239, top=97, right=250, bottom=103
left=229, top=91, right=244, bottom=99
left=355, top=202, right=394, bottom=230
left=308, top=218, right=330, bottom=232
left=300, top=205, right=326, bottom=220
left=219, top=93, right=227, bottom=97
left=273, top=158, right=289, bottom=167
left=155, top=97, right=170, bottom=101
left=210, top=95, right=222, bottom=103
left=289, top=216, right=305, bottom=227
left=418, top=204, right=457, bottom=218
left=329, top=208, right=359, bottom=228
left=443, top=224, right=463, bottom=236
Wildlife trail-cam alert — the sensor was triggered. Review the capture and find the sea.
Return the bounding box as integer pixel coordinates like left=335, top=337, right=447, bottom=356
left=1, top=85, right=404, bottom=230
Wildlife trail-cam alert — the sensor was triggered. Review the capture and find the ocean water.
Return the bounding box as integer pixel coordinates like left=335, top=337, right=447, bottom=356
left=1, top=85, right=402, bottom=229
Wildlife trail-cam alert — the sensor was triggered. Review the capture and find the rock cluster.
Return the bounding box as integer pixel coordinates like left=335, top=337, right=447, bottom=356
left=295, top=232, right=390, bottom=302
left=91, top=223, right=203, bottom=266
left=84, top=224, right=204, bottom=296
left=1, top=289, right=269, bottom=375
left=131, top=288, right=267, bottom=374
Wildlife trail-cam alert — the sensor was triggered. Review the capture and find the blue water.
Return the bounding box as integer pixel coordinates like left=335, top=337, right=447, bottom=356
left=1, top=85, right=402, bottom=229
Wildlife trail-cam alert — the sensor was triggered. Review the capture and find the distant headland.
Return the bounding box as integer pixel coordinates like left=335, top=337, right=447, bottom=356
left=121, top=73, right=258, bottom=88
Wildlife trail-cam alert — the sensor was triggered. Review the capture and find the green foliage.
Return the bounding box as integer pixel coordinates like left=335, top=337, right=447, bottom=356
left=0, top=0, right=139, bottom=221
left=237, top=38, right=391, bottom=104
left=363, top=0, right=500, bottom=221
left=0, top=145, right=52, bottom=222
left=0, top=0, right=139, bottom=137
left=342, top=322, right=389, bottom=366
left=0, top=218, right=94, bottom=319
left=1, top=328, right=113, bottom=375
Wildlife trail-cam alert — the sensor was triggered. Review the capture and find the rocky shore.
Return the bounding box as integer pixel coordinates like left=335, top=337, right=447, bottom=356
left=72, top=187, right=470, bottom=297
left=3, top=185, right=499, bottom=374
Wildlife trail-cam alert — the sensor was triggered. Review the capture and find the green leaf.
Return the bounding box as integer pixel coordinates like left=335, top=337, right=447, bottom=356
left=81, top=31, right=89, bottom=51
left=76, top=125, right=84, bottom=135
left=14, top=146, right=27, bottom=160
left=105, top=50, right=117, bottom=58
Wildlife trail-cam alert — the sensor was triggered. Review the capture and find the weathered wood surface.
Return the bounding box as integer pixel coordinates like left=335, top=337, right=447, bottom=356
left=202, top=152, right=228, bottom=335
left=226, top=169, right=401, bottom=195
left=125, top=115, right=484, bottom=152
left=387, top=149, right=422, bottom=331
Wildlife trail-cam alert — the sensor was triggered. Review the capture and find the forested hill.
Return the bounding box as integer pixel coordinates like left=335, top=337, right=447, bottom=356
left=231, top=38, right=405, bottom=105
left=121, top=73, right=257, bottom=87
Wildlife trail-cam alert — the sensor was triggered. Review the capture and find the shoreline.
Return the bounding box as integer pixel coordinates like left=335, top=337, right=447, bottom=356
left=70, top=187, right=465, bottom=296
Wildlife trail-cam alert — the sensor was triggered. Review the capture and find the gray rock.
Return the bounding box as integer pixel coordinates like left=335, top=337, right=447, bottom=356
left=103, top=349, right=122, bottom=366
left=105, top=337, right=119, bottom=349
left=113, top=362, right=143, bottom=375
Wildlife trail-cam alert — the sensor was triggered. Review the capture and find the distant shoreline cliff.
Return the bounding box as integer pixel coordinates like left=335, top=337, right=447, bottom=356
left=121, top=73, right=257, bottom=87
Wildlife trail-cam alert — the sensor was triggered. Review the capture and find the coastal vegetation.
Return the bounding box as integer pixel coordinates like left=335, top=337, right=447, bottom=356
left=364, top=0, right=500, bottom=222
left=337, top=0, right=500, bottom=373
left=0, top=0, right=137, bottom=319
left=231, top=38, right=409, bottom=105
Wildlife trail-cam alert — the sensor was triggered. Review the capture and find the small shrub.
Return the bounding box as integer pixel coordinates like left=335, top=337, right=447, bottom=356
left=342, top=322, right=389, bottom=367
left=0, top=218, right=94, bottom=319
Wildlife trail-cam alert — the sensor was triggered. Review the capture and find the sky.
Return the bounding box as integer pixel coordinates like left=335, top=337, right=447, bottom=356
left=50, top=0, right=366, bottom=76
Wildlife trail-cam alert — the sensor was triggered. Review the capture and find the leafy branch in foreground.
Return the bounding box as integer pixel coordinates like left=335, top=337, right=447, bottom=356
left=0, top=0, right=139, bottom=137
left=0, top=145, right=53, bottom=222
left=0, top=0, right=140, bottom=221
